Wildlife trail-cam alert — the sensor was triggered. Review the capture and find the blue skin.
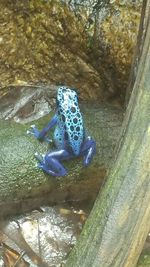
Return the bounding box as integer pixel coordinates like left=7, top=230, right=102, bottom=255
left=27, top=87, right=96, bottom=176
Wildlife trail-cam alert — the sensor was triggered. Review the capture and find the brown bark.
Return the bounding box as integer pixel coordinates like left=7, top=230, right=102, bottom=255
left=125, top=0, right=150, bottom=106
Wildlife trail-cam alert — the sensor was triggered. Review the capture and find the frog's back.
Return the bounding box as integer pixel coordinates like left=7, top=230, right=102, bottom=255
left=54, top=87, right=84, bottom=156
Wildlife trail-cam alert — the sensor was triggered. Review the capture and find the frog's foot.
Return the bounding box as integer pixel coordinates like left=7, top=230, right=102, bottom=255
left=35, top=153, right=58, bottom=176
left=27, top=125, right=39, bottom=138
left=27, top=125, right=52, bottom=143
left=81, top=136, right=96, bottom=166
left=36, top=149, right=72, bottom=177
left=35, top=152, right=45, bottom=163
left=36, top=162, right=61, bottom=177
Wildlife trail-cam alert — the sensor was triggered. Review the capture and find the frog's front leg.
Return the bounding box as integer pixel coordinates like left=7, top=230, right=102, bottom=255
left=80, top=136, right=96, bottom=166
left=35, top=149, right=73, bottom=177
left=27, top=115, right=57, bottom=143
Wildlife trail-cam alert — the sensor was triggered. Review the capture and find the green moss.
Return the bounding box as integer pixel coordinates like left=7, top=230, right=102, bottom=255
left=0, top=104, right=123, bottom=214
left=137, top=250, right=150, bottom=267
left=0, top=120, right=47, bottom=201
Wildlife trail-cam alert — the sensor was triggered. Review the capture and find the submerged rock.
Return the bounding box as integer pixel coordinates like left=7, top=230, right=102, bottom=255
left=1, top=205, right=83, bottom=266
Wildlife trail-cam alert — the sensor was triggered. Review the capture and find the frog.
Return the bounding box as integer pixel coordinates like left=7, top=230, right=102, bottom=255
left=27, top=86, right=96, bottom=176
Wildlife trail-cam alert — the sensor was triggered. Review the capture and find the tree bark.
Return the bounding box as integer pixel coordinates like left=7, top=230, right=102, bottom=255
left=125, top=0, right=150, bottom=106
left=65, top=2, right=150, bottom=267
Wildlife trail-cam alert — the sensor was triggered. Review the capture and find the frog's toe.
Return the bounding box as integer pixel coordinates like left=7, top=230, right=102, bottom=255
left=26, top=129, right=34, bottom=135
left=36, top=163, right=44, bottom=170
left=35, top=162, right=54, bottom=176
left=36, top=161, right=43, bottom=169
left=42, top=165, right=65, bottom=177
left=35, top=152, right=44, bottom=163
left=28, top=125, right=40, bottom=138
left=42, top=154, right=46, bottom=162
left=44, top=137, right=52, bottom=144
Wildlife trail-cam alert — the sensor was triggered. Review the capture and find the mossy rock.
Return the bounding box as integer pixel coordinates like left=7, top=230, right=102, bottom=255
left=0, top=104, right=123, bottom=217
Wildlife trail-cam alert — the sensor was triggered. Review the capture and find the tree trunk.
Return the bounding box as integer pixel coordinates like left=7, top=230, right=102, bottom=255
left=65, top=2, right=150, bottom=267
left=125, top=0, right=149, bottom=106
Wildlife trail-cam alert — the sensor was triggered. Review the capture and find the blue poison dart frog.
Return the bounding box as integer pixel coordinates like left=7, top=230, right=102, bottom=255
left=27, top=86, right=96, bottom=176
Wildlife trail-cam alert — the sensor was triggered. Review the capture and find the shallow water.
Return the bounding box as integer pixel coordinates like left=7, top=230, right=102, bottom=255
left=0, top=203, right=89, bottom=267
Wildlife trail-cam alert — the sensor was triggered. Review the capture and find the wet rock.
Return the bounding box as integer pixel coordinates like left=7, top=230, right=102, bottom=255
left=0, top=205, right=83, bottom=266
left=0, top=103, right=123, bottom=217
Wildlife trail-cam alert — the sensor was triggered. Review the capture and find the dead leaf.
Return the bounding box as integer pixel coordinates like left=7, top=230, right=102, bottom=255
left=2, top=243, right=29, bottom=267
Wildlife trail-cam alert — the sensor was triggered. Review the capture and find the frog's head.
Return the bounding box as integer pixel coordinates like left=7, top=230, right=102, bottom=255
left=56, top=87, right=78, bottom=109
left=56, top=86, right=84, bottom=156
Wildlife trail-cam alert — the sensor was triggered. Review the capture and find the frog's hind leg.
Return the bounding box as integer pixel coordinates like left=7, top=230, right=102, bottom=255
left=80, top=136, right=96, bottom=166
left=35, top=149, right=72, bottom=177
